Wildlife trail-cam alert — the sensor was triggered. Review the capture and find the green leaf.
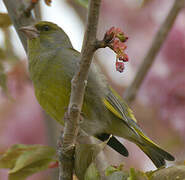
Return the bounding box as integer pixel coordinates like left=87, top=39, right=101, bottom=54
left=105, top=164, right=124, bottom=176
left=106, top=167, right=147, bottom=180
left=75, top=0, right=88, bottom=8
left=0, top=144, right=56, bottom=180
left=128, top=168, right=137, bottom=180
left=0, top=13, right=11, bottom=28
left=75, top=143, right=102, bottom=179
left=107, top=171, right=128, bottom=180
left=8, top=159, right=52, bottom=180
left=128, top=168, right=148, bottom=180
left=9, top=145, right=56, bottom=173
left=0, top=144, right=25, bottom=169
left=75, top=136, right=109, bottom=180
left=149, top=165, right=185, bottom=180
left=105, top=165, right=128, bottom=180
left=84, top=163, right=100, bottom=180
left=105, top=166, right=119, bottom=176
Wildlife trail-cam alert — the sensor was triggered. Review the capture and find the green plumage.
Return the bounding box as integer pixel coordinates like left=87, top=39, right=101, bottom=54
left=24, top=21, right=174, bottom=168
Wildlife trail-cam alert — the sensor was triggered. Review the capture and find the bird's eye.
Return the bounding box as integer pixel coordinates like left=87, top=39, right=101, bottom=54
left=42, top=25, right=50, bottom=31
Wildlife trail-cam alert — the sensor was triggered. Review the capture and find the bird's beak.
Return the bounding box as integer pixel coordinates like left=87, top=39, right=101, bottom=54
left=19, top=25, right=39, bottom=39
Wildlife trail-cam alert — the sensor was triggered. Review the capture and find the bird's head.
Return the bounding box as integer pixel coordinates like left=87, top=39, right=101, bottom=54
left=20, top=21, right=72, bottom=48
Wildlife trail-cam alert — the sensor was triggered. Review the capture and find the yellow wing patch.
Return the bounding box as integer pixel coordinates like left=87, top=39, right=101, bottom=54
left=103, top=98, right=123, bottom=119
left=136, top=129, right=160, bottom=147
left=108, top=86, right=137, bottom=123
left=127, top=108, right=137, bottom=123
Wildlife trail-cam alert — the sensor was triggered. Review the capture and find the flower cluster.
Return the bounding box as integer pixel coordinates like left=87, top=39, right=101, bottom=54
left=105, top=27, right=129, bottom=73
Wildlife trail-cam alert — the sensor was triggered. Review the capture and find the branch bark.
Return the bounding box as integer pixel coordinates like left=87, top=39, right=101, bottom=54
left=3, top=0, right=36, bottom=51
left=123, top=0, right=185, bottom=104
left=58, top=0, right=101, bottom=180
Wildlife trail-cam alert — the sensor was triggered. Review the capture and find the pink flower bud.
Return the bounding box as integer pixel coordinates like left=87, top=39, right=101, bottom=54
left=119, top=54, right=129, bottom=62
left=105, top=26, right=129, bottom=73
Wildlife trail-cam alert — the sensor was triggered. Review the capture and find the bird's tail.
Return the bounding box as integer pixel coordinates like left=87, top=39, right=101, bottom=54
left=137, top=135, right=175, bottom=168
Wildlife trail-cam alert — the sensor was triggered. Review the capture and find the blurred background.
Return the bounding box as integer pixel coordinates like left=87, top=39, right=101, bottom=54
left=0, top=0, right=185, bottom=179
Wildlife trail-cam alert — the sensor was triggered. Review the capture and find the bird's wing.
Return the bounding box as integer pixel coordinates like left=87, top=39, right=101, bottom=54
left=103, top=86, right=164, bottom=145
left=103, top=86, right=137, bottom=124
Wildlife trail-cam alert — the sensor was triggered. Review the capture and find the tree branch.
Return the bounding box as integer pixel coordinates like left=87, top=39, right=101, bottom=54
left=123, top=0, right=185, bottom=104
left=3, top=0, right=36, bottom=51
left=24, top=0, right=39, bottom=17
left=57, top=0, right=101, bottom=180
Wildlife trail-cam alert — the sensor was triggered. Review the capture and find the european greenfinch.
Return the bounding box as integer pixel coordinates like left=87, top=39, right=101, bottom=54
left=20, top=21, right=174, bottom=168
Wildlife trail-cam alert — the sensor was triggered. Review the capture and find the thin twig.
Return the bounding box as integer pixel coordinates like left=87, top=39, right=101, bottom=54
left=57, top=0, right=101, bottom=180
left=123, top=0, right=185, bottom=104
left=34, top=1, right=42, bottom=20
left=24, top=0, right=39, bottom=17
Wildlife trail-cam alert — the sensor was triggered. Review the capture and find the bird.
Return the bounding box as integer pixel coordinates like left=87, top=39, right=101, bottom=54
left=20, top=21, right=175, bottom=168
